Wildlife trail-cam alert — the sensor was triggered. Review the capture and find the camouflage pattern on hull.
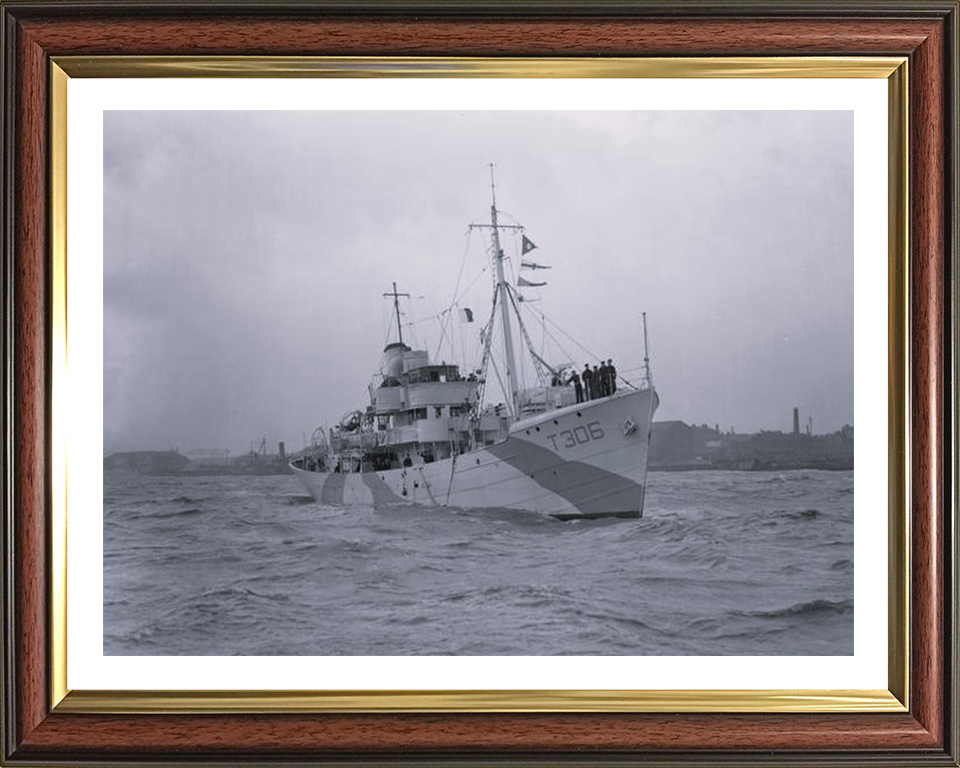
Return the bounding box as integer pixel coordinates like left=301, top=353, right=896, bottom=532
left=291, top=387, right=657, bottom=519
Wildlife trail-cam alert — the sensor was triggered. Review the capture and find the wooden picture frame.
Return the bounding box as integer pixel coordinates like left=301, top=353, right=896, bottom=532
left=1, top=2, right=957, bottom=765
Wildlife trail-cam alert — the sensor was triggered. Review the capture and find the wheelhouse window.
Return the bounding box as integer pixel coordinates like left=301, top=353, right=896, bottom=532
left=406, top=365, right=461, bottom=384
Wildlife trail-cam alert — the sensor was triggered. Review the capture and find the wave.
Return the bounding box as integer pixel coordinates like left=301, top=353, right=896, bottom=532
left=171, top=495, right=204, bottom=504
left=191, top=585, right=292, bottom=604
left=771, top=508, right=821, bottom=519
left=103, top=471, right=854, bottom=655
left=738, top=598, right=853, bottom=620
left=152, top=507, right=203, bottom=519
left=325, top=538, right=377, bottom=555
left=569, top=607, right=662, bottom=635
left=267, top=494, right=314, bottom=506
left=633, top=516, right=697, bottom=543
left=441, top=583, right=574, bottom=607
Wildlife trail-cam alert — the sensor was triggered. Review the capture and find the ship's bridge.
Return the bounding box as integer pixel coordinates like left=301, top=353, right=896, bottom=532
left=374, top=345, right=478, bottom=415
left=373, top=375, right=477, bottom=414
left=405, top=364, right=461, bottom=384
left=357, top=344, right=485, bottom=469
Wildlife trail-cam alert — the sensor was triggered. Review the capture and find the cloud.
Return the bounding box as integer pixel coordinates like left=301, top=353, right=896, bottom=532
left=104, top=110, right=853, bottom=454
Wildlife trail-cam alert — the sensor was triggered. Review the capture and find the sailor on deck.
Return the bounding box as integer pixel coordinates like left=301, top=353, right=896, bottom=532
left=582, top=364, right=594, bottom=401
left=569, top=371, right=584, bottom=403
left=598, top=361, right=609, bottom=397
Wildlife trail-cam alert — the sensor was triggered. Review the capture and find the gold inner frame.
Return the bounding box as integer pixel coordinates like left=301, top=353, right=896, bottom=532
left=49, top=55, right=910, bottom=714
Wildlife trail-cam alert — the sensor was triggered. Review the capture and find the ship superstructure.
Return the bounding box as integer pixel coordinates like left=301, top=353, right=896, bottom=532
left=291, top=170, right=659, bottom=520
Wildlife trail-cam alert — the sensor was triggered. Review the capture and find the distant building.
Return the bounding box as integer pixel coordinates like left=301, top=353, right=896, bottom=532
left=185, top=448, right=231, bottom=467
left=650, top=421, right=723, bottom=469
left=712, top=428, right=853, bottom=471
left=649, top=420, right=853, bottom=471
left=103, top=451, right=191, bottom=474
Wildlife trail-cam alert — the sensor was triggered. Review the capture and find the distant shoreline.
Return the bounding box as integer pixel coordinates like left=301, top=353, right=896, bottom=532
left=649, top=463, right=853, bottom=473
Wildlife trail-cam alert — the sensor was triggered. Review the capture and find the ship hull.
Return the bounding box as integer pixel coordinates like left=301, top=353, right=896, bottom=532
left=291, top=388, right=658, bottom=520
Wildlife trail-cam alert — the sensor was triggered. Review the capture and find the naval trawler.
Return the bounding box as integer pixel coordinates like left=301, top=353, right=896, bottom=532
left=290, top=173, right=659, bottom=520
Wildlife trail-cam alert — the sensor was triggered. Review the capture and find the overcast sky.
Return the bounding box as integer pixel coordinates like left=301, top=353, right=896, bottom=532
left=104, top=110, right=853, bottom=456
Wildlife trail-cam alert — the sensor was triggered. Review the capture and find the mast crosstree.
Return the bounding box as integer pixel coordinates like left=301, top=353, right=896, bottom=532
left=466, top=165, right=557, bottom=413
left=383, top=281, right=410, bottom=346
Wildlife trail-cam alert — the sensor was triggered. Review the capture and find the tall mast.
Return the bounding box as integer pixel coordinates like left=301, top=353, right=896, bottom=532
left=383, top=281, right=410, bottom=345
left=489, top=164, right=520, bottom=416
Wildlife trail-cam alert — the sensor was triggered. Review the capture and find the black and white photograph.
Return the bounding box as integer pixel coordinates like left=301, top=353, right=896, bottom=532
left=103, top=109, right=854, bottom=657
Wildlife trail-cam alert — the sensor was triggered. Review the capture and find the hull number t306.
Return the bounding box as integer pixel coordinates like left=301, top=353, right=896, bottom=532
left=545, top=422, right=605, bottom=451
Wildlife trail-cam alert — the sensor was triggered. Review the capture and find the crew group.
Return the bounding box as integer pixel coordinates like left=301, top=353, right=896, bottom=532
left=568, top=360, right=617, bottom=404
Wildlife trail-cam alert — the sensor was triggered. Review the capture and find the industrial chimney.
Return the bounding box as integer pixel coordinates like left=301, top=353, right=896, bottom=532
left=792, top=407, right=800, bottom=436
left=278, top=441, right=286, bottom=460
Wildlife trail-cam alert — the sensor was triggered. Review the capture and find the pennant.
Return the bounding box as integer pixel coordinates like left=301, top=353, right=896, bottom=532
left=518, top=276, right=547, bottom=288
left=521, top=235, right=538, bottom=255
left=521, top=260, right=550, bottom=270
left=458, top=307, right=474, bottom=323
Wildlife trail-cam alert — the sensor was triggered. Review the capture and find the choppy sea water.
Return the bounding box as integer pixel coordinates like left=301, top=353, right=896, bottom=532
left=103, top=470, right=853, bottom=655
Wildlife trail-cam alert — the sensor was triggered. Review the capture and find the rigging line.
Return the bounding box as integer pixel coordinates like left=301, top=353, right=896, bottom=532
left=405, top=300, right=419, bottom=348
left=458, top=315, right=469, bottom=374
left=519, top=301, right=579, bottom=364
left=437, top=263, right=486, bottom=362
left=460, top=265, right=490, bottom=296
left=435, top=265, right=490, bottom=362
left=466, top=309, right=486, bottom=375
left=487, top=349, right=509, bottom=410
left=522, top=301, right=602, bottom=363
left=434, top=228, right=474, bottom=359
left=540, top=309, right=546, bottom=358
left=438, top=264, right=492, bottom=348
left=505, top=242, right=519, bottom=287
left=445, top=451, right=457, bottom=504
left=524, top=301, right=640, bottom=391
left=496, top=210, right=524, bottom=233
left=520, top=302, right=577, bottom=375
left=410, top=311, right=445, bottom=326
left=506, top=286, right=548, bottom=383
left=382, top=303, right=395, bottom=350
left=503, top=284, right=531, bottom=392
left=524, top=304, right=573, bottom=362
left=474, top=285, right=500, bottom=409
left=417, top=467, right=439, bottom=505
